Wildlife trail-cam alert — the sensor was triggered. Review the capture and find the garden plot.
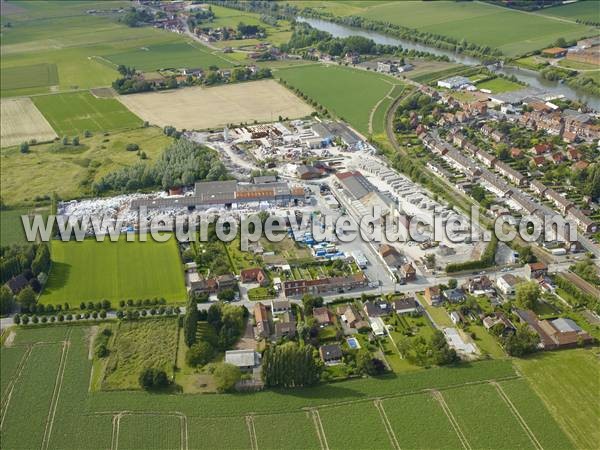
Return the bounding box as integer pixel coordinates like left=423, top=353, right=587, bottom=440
left=0, top=97, right=57, bottom=147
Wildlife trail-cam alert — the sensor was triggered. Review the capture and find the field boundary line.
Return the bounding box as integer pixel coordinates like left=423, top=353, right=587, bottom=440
left=41, top=331, right=72, bottom=450
left=491, top=381, right=543, bottom=450
left=111, top=412, right=124, bottom=450
left=179, top=414, right=188, bottom=450
left=374, top=399, right=401, bottom=450
left=245, top=415, right=258, bottom=450
left=368, top=83, right=399, bottom=135
left=431, top=390, right=471, bottom=450
left=0, top=345, right=33, bottom=428
left=312, top=409, right=330, bottom=450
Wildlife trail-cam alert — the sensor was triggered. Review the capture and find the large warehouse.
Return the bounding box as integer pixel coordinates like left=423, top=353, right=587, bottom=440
left=131, top=180, right=305, bottom=210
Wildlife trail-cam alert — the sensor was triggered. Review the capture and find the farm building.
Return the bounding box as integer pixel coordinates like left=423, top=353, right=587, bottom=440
left=225, top=350, right=261, bottom=370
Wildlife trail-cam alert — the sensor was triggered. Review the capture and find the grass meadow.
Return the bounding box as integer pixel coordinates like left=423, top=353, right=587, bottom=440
left=32, top=91, right=142, bottom=136
left=104, top=41, right=233, bottom=72
left=338, top=0, right=595, bottom=57
left=40, top=237, right=186, bottom=305
left=539, top=1, right=600, bottom=21
left=514, top=349, right=600, bottom=449
left=0, top=206, right=49, bottom=246
left=1, top=127, right=172, bottom=207
left=277, top=64, right=398, bottom=135
left=0, top=325, right=579, bottom=450
left=0, top=62, right=59, bottom=96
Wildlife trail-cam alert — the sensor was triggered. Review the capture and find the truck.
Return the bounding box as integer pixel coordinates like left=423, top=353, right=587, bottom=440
left=551, top=248, right=566, bottom=256
left=351, top=250, right=368, bottom=269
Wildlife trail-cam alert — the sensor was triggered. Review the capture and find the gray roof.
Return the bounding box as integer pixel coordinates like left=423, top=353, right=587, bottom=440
left=253, top=175, right=277, bottom=184
left=552, top=318, right=581, bottom=333
left=225, top=350, right=259, bottom=367
left=336, top=172, right=375, bottom=200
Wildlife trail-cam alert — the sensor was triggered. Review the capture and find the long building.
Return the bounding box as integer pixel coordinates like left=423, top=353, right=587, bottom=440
left=131, top=180, right=305, bottom=210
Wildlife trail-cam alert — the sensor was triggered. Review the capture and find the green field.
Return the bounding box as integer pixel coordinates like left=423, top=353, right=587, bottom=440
left=277, top=64, right=398, bottom=135
left=0, top=206, right=50, bottom=245
left=104, top=41, right=233, bottom=72
left=1, top=325, right=579, bottom=450
left=32, top=91, right=142, bottom=136
left=476, top=77, right=524, bottom=93
left=328, top=0, right=596, bottom=57
left=539, top=1, right=600, bottom=21
left=514, top=349, right=600, bottom=449
left=40, top=237, right=187, bottom=305
left=1, top=127, right=173, bottom=207
left=0, top=62, right=59, bottom=94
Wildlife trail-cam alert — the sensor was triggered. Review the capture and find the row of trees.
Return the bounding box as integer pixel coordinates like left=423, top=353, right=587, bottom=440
left=14, top=309, right=108, bottom=325
left=92, top=137, right=227, bottom=194
left=262, top=342, right=322, bottom=388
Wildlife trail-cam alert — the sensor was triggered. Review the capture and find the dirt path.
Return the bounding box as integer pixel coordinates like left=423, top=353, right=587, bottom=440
left=311, top=409, right=330, bottom=450
left=0, top=345, right=32, bottom=427
left=245, top=415, right=259, bottom=450
left=368, top=83, right=401, bottom=135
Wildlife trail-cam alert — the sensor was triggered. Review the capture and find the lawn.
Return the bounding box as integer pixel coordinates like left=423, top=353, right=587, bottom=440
left=514, top=348, right=600, bottom=450
left=476, top=77, right=524, bottom=93
left=468, top=324, right=506, bottom=358
left=382, top=392, right=463, bottom=449
left=558, top=58, right=600, bottom=71
left=277, top=64, right=398, bottom=135
left=40, top=237, right=187, bottom=305
left=418, top=295, right=453, bottom=327
left=102, top=318, right=179, bottom=390
left=32, top=91, right=142, bottom=136
left=104, top=41, right=233, bottom=72
left=1, top=126, right=173, bottom=206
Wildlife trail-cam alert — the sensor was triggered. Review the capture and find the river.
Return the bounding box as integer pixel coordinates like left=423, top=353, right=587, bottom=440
left=299, top=17, right=600, bottom=110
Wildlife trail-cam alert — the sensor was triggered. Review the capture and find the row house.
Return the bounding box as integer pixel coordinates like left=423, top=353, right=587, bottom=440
left=480, top=171, right=513, bottom=198
left=476, top=149, right=497, bottom=168
left=495, top=160, right=526, bottom=186
left=545, top=188, right=575, bottom=214
left=283, top=273, right=368, bottom=297
left=566, top=208, right=597, bottom=234
left=530, top=179, right=548, bottom=196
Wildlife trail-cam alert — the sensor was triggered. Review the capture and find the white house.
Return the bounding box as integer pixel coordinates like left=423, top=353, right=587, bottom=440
left=497, top=274, right=518, bottom=295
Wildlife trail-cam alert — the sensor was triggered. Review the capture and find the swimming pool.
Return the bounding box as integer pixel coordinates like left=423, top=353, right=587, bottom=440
left=346, top=337, right=361, bottom=350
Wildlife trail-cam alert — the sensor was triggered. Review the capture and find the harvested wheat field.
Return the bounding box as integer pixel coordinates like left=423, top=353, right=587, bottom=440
left=1, top=98, right=57, bottom=147
left=117, top=79, right=313, bottom=130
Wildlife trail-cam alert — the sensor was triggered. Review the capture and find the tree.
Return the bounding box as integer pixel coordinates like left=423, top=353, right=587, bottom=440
left=302, top=294, right=324, bottom=315
left=0, top=286, right=15, bottom=315
left=262, top=342, right=321, bottom=388
left=356, top=350, right=385, bottom=376
left=212, top=362, right=241, bottom=393
left=186, top=341, right=215, bottom=367
left=448, top=278, right=458, bottom=289
left=72, top=136, right=80, bottom=146
left=138, top=368, right=169, bottom=390
left=217, top=289, right=236, bottom=302
left=20, top=142, right=29, bottom=153
left=503, top=325, right=539, bottom=356
left=515, top=281, right=540, bottom=310
left=17, top=286, right=36, bottom=310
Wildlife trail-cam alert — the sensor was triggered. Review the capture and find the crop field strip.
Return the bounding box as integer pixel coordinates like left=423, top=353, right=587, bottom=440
left=1, top=326, right=576, bottom=450
left=0, top=97, right=58, bottom=147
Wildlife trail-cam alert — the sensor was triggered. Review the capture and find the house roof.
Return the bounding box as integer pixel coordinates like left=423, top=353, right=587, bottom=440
left=313, top=307, right=332, bottom=324
left=225, top=350, right=259, bottom=367
left=319, top=344, right=342, bottom=360
left=392, top=298, right=418, bottom=311
left=6, top=274, right=28, bottom=293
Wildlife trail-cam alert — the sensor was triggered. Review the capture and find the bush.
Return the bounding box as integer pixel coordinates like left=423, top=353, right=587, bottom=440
left=126, top=143, right=140, bottom=151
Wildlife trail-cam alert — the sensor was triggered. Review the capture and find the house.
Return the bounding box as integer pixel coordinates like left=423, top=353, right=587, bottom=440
left=567, top=208, right=596, bottom=233
left=573, top=160, right=590, bottom=171
left=545, top=189, right=574, bottom=214
left=530, top=180, right=548, bottom=196
left=541, top=47, right=567, bottom=58
left=514, top=309, right=592, bottom=349
left=254, top=302, right=271, bottom=338
left=476, top=150, right=497, bottom=168
left=313, top=306, right=333, bottom=326
left=271, top=300, right=291, bottom=314
left=338, top=304, right=361, bottom=328
left=400, top=263, right=417, bottom=282
left=240, top=267, right=268, bottom=286
left=283, top=273, right=368, bottom=297
left=216, top=273, right=238, bottom=291
left=551, top=152, right=565, bottom=164
left=531, top=156, right=547, bottom=168
left=531, top=143, right=551, bottom=155
left=424, top=286, right=442, bottom=306
left=274, top=320, right=297, bottom=339
left=450, top=311, right=464, bottom=325
left=482, top=312, right=516, bottom=336
left=443, top=288, right=466, bottom=303
left=495, top=161, right=525, bottom=186
left=464, top=276, right=494, bottom=295
left=379, top=244, right=404, bottom=269
left=510, top=148, right=523, bottom=159
left=5, top=274, right=29, bottom=295
left=319, top=344, right=343, bottom=364
left=225, top=350, right=260, bottom=371
left=524, top=262, right=548, bottom=280
left=496, top=274, right=519, bottom=295
left=363, top=300, right=391, bottom=318
left=567, top=148, right=582, bottom=161
left=369, top=316, right=387, bottom=336
left=391, top=298, right=420, bottom=315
